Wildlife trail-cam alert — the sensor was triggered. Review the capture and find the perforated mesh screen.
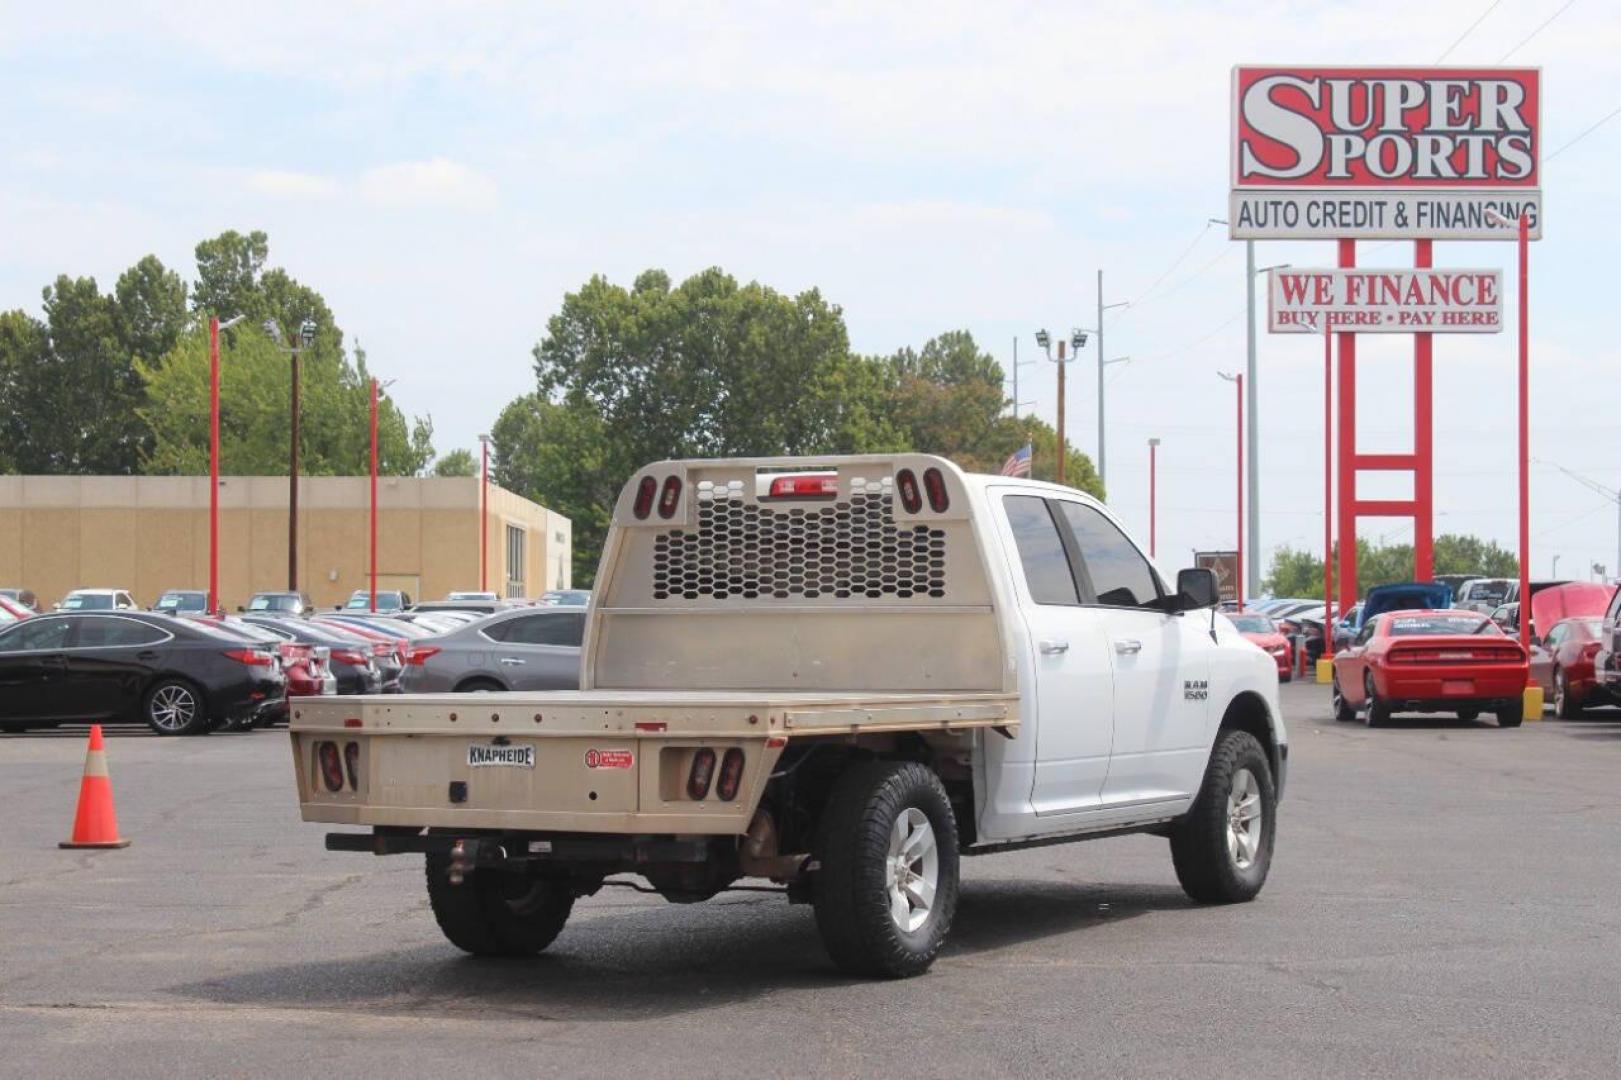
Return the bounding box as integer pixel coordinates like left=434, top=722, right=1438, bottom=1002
left=652, top=483, right=947, bottom=601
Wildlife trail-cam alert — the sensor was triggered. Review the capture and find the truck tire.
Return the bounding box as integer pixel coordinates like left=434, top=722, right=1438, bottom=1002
left=424, top=854, right=574, bottom=957
left=813, top=760, right=959, bottom=978
left=1170, top=730, right=1276, bottom=904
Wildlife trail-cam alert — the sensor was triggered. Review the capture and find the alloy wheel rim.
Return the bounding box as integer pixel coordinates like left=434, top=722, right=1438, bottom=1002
left=885, top=807, right=938, bottom=933
left=1555, top=671, right=1566, bottom=711
left=1226, top=767, right=1263, bottom=871
left=150, top=685, right=196, bottom=731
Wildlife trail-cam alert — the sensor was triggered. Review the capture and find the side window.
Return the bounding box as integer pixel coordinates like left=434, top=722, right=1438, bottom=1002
left=1355, top=621, right=1377, bottom=647
left=0, top=618, right=74, bottom=653
left=1002, top=495, right=1079, bottom=605
left=502, top=613, right=585, bottom=647
left=1055, top=502, right=1160, bottom=608
left=1544, top=624, right=1566, bottom=648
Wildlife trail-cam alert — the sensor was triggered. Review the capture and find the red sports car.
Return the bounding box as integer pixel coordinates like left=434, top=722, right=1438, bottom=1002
left=1530, top=616, right=1612, bottom=719
left=1229, top=611, right=1293, bottom=681
left=1332, top=609, right=1528, bottom=728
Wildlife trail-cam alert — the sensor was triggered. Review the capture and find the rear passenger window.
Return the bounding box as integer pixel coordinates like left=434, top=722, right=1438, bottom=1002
left=501, top=613, right=585, bottom=647
left=74, top=618, right=168, bottom=648
left=1055, top=502, right=1160, bottom=608
left=1003, top=495, right=1079, bottom=605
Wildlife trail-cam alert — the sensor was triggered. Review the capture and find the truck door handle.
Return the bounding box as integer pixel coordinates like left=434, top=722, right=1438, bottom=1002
left=1114, top=639, right=1143, bottom=655
left=1038, top=640, right=1069, bottom=654
left=499, top=657, right=526, bottom=665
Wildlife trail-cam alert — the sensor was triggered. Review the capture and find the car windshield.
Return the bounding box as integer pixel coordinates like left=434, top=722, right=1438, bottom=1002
left=61, top=593, right=112, bottom=610
left=248, top=595, right=293, bottom=611
left=158, top=593, right=204, bottom=611
left=1463, top=580, right=1511, bottom=603
left=1387, top=614, right=1493, bottom=636
left=1229, top=615, right=1276, bottom=633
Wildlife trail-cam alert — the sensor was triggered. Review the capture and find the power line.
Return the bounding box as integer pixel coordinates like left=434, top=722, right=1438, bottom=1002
left=1498, top=0, right=1579, bottom=62
left=1546, top=101, right=1621, bottom=162
left=1123, top=222, right=1216, bottom=309
left=1436, top=0, right=1504, bottom=61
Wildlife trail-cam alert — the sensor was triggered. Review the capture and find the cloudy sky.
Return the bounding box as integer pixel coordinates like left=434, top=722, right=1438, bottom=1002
left=3, top=1, right=1618, bottom=586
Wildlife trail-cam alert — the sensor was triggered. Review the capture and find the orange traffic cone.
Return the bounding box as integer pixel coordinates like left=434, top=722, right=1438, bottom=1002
left=59, top=724, right=130, bottom=849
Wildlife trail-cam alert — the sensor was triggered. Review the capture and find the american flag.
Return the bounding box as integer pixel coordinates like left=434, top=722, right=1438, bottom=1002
left=1000, top=443, right=1032, bottom=477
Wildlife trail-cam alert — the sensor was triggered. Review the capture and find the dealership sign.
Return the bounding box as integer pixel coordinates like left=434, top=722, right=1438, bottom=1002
left=1230, top=67, right=1541, bottom=240
left=1268, top=268, right=1502, bottom=333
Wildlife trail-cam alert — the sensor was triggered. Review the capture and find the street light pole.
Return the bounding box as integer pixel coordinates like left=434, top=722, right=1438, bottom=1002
left=207, top=314, right=246, bottom=616
left=1219, top=371, right=1243, bottom=610
left=264, top=318, right=317, bottom=592
left=1148, top=438, right=1160, bottom=557
left=479, top=434, right=492, bottom=593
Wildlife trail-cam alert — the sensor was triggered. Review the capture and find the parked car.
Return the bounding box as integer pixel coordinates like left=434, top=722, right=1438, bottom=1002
left=1594, top=588, right=1621, bottom=706
left=1454, top=577, right=1514, bottom=614
left=1228, top=611, right=1293, bottom=681
left=1331, top=609, right=1527, bottom=728
left=1493, top=582, right=1617, bottom=643
left=0, top=588, right=39, bottom=612
left=56, top=588, right=138, bottom=612
left=536, top=589, right=590, bottom=607
left=153, top=589, right=209, bottom=615
left=399, top=607, right=585, bottom=693
left=0, top=612, right=285, bottom=735
left=183, top=616, right=336, bottom=726
left=446, top=591, right=499, bottom=602
left=1529, top=616, right=1612, bottom=719
left=344, top=589, right=411, bottom=612
left=0, top=596, right=31, bottom=626
left=1433, top=573, right=1482, bottom=598
left=412, top=599, right=513, bottom=616
left=299, top=616, right=408, bottom=690
left=245, top=591, right=315, bottom=617
left=237, top=614, right=385, bottom=696
left=1333, top=583, right=1452, bottom=650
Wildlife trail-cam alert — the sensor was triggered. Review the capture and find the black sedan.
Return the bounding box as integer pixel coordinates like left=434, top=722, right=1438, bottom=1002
left=237, top=613, right=385, bottom=695
left=0, top=612, right=285, bottom=736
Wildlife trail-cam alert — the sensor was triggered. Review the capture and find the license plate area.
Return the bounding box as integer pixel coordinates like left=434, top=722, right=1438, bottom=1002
left=467, top=744, right=536, bottom=768
left=1442, top=679, right=1474, bottom=696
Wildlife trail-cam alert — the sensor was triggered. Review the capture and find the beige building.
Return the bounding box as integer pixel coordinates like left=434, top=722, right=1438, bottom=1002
left=0, top=475, right=571, bottom=610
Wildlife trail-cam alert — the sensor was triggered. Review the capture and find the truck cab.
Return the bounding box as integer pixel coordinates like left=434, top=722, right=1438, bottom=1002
left=292, top=455, right=1285, bottom=976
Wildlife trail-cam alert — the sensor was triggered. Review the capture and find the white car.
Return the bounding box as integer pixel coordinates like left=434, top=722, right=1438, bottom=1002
left=293, top=455, right=1286, bottom=977
left=56, top=588, right=138, bottom=612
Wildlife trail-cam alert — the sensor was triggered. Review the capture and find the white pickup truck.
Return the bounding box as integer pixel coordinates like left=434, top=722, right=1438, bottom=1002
left=291, top=455, right=1286, bottom=977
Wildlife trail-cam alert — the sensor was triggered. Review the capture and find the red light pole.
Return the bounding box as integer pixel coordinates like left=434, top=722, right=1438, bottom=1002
left=369, top=379, right=379, bottom=613
left=207, top=314, right=245, bottom=616
left=1321, top=316, right=1334, bottom=664
left=1218, top=372, right=1243, bottom=610
left=1516, top=211, right=1531, bottom=662
left=1147, top=437, right=1160, bottom=558
left=479, top=434, right=492, bottom=593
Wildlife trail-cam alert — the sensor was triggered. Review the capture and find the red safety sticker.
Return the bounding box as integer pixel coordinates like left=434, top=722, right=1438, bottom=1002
left=584, top=748, right=634, bottom=770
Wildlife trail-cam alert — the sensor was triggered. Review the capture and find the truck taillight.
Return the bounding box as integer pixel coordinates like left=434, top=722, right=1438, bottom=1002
left=316, top=741, right=344, bottom=792
left=896, top=469, right=922, bottom=513
left=923, top=467, right=949, bottom=512
left=343, top=741, right=361, bottom=790
left=658, top=475, right=682, bottom=519
left=632, top=475, right=657, bottom=519
left=768, top=474, right=838, bottom=499
left=716, top=748, right=745, bottom=801
left=687, top=748, right=716, bottom=799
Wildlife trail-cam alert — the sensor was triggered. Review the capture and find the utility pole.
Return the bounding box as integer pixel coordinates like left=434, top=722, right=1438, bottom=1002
left=264, top=318, right=317, bottom=591
left=1009, top=337, right=1035, bottom=419
left=1056, top=339, right=1068, bottom=487
left=1094, top=272, right=1129, bottom=494
left=1218, top=371, right=1243, bottom=610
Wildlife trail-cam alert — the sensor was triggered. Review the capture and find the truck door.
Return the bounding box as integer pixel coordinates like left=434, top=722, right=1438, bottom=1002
left=997, top=493, right=1114, bottom=816
left=1050, top=500, right=1209, bottom=807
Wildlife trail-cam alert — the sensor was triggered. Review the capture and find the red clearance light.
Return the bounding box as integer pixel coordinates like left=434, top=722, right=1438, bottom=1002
left=405, top=645, right=441, bottom=666
left=317, top=741, right=344, bottom=792
left=768, top=474, right=839, bottom=499
left=343, top=717, right=362, bottom=728
left=687, top=748, right=716, bottom=800
left=923, top=467, right=949, bottom=512
left=635, top=721, right=667, bottom=733
left=764, top=735, right=787, bottom=749
left=896, top=469, right=922, bottom=514
left=632, top=475, right=657, bottom=519
left=658, top=475, right=682, bottom=519
left=223, top=649, right=276, bottom=666
left=716, top=748, right=745, bottom=801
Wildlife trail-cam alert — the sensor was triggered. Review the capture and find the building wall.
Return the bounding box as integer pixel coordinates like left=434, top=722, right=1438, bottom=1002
left=0, top=475, right=570, bottom=610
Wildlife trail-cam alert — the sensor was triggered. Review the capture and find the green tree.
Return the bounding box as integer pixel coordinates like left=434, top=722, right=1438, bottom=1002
left=433, top=448, right=477, bottom=477
left=491, top=394, right=613, bottom=582
left=114, top=255, right=189, bottom=366
left=139, top=323, right=431, bottom=476
left=1263, top=546, right=1326, bottom=599
left=1264, top=534, right=1519, bottom=600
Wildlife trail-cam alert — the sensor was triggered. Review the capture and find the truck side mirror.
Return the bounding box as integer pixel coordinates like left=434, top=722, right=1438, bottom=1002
left=1175, top=568, right=1220, bottom=611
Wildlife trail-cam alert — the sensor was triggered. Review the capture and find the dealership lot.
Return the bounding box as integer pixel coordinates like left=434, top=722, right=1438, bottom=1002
left=0, top=682, right=1616, bottom=1079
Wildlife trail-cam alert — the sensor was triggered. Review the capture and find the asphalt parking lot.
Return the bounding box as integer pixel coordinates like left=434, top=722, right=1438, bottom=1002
left=3, top=682, right=1619, bottom=1079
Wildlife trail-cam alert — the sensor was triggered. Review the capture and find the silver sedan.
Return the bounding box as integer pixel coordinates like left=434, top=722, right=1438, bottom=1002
left=399, top=607, right=584, bottom=693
